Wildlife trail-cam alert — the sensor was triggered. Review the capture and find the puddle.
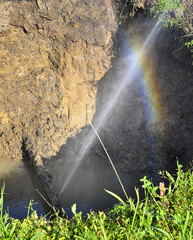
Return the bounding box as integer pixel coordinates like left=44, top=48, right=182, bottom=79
left=49, top=153, right=146, bottom=218
left=0, top=156, right=51, bottom=220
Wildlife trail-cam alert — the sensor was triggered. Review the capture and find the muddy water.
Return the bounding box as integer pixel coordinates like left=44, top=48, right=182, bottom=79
left=1, top=154, right=145, bottom=219
left=47, top=148, right=147, bottom=218
left=0, top=156, right=51, bottom=220
left=0, top=155, right=146, bottom=220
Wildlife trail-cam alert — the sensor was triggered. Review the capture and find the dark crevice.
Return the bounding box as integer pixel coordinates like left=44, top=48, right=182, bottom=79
left=21, top=139, right=32, bottom=163
left=22, top=26, right=28, bottom=34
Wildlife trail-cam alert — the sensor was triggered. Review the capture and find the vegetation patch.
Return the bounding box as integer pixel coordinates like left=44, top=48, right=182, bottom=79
left=149, top=0, right=193, bottom=64
left=0, top=162, right=193, bottom=239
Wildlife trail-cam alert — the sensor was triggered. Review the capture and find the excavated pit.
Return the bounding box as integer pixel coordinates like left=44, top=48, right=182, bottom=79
left=0, top=0, right=193, bottom=216
left=45, top=18, right=193, bottom=215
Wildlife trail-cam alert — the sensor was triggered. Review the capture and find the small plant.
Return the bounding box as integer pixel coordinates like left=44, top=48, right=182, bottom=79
left=150, top=0, right=193, bottom=63
left=150, top=0, right=186, bottom=30
left=150, top=0, right=183, bottom=18
left=185, top=39, right=193, bottom=54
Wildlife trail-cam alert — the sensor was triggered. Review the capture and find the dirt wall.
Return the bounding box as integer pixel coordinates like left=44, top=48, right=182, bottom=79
left=0, top=0, right=118, bottom=160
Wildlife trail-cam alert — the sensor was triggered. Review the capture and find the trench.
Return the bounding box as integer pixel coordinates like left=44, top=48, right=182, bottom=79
left=45, top=18, right=193, bottom=217
left=47, top=18, right=193, bottom=217
left=1, top=16, right=193, bottom=219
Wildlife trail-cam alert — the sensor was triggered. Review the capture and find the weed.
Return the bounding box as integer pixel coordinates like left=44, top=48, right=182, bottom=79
left=149, top=0, right=193, bottom=63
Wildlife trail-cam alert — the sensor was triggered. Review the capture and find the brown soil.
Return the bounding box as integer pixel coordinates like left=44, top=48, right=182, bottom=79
left=0, top=0, right=118, bottom=161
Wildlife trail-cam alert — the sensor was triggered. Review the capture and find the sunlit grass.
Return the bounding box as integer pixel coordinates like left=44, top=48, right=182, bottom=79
left=0, top=162, right=193, bottom=239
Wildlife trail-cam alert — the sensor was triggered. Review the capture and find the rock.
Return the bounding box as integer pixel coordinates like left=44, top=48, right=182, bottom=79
left=0, top=0, right=118, bottom=210
left=170, top=7, right=184, bottom=18
left=28, top=154, right=62, bottom=210
left=0, top=0, right=118, bottom=160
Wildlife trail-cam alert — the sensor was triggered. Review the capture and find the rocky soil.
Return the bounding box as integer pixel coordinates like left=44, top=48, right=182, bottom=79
left=0, top=0, right=118, bottom=207
left=0, top=0, right=117, bottom=161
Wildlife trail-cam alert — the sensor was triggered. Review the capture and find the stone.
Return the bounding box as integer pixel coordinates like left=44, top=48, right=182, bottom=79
left=170, top=7, right=184, bottom=18
left=0, top=0, right=118, bottom=160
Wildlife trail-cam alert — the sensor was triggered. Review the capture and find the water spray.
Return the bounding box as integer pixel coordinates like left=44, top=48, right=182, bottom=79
left=59, top=10, right=169, bottom=196
left=90, top=122, right=130, bottom=202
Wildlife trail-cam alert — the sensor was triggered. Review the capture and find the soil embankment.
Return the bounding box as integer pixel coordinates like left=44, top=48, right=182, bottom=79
left=0, top=0, right=117, bottom=207
left=0, top=0, right=193, bottom=209
left=0, top=0, right=117, bottom=160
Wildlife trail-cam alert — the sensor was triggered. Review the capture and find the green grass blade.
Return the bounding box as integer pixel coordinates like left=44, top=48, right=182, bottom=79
left=153, top=227, right=173, bottom=240
left=182, top=210, right=190, bottom=238
left=30, top=231, right=45, bottom=240
left=74, top=236, right=85, bottom=240
left=104, top=189, right=126, bottom=205
left=90, top=122, right=129, bottom=202
left=97, top=219, right=107, bottom=240
left=131, top=188, right=140, bottom=231
left=0, top=186, right=5, bottom=222
left=27, top=200, right=32, bottom=219
left=9, top=222, right=16, bottom=237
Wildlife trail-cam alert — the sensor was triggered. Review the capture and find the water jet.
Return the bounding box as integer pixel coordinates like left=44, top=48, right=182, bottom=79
left=59, top=19, right=163, bottom=196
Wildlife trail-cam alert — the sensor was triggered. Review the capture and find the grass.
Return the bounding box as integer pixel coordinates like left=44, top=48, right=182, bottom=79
left=0, top=161, right=193, bottom=239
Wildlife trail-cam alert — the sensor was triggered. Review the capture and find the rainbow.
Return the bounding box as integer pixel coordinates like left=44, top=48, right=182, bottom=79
left=131, top=39, right=165, bottom=124
left=125, top=35, right=167, bottom=169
